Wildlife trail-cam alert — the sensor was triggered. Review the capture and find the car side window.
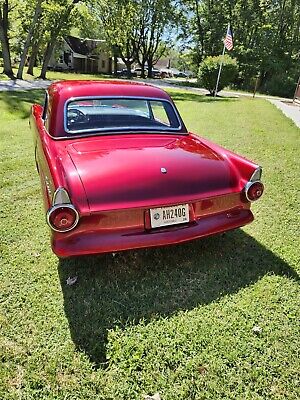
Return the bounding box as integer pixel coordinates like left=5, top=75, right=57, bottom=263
left=150, top=101, right=171, bottom=127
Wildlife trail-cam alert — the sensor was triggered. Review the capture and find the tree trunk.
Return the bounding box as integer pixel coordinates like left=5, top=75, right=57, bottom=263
left=39, top=40, right=56, bottom=79
left=140, top=60, right=146, bottom=78
left=193, top=0, right=203, bottom=66
left=113, top=55, right=117, bottom=76
left=112, top=45, right=118, bottom=76
left=17, top=0, right=43, bottom=79
left=27, top=38, right=40, bottom=75
left=0, top=24, right=14, bottom=78
left=147, top=60, right=153, bottom=78
left=125, top=61, right=132, bottom=78
left=0, top=1, right=15, bottom=79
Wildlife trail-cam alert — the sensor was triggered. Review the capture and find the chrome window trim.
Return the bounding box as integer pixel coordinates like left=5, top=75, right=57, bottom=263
left=42, top=91, right=49, bottom=123
left=63, top=96, right=185, bottom=135
left=48, top=129, right=188, bottom=141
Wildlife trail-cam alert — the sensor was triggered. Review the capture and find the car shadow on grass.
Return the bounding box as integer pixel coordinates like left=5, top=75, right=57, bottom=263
left=0, top=90, right=44, bottom=119
left=57, top=229, right=298, bottom=368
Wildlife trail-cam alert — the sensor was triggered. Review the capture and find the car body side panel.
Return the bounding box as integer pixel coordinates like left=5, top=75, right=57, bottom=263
left=31, top=104, right=89, bottom=214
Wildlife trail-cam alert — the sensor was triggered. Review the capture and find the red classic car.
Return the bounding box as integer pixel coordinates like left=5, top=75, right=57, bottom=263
left=30, top=80, right=264, bottom=257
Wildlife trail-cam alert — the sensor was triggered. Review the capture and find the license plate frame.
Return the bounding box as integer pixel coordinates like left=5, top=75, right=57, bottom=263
left=149, top=204, right=189, bottom=229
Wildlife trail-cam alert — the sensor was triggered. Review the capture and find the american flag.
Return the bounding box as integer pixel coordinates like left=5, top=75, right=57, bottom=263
left=224, top=25, right=233, bottom=51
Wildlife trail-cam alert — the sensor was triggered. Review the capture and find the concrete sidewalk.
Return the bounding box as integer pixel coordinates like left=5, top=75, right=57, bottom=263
left=268, top=99, right=300, bottom=128
left=0, top=79, right=51, bottom=91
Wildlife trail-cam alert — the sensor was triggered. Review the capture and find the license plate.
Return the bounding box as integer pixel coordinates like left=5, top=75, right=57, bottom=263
left=150, top=204, right=189, bottom=228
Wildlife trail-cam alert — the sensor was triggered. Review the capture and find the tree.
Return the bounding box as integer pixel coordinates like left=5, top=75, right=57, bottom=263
left=0, top=0, right=15, bottom=78
left=136, top=0, right=175, bottom=78
left=39, top=0, right=80, bottom=79
left=26, top=31, right=43, bottom=76
left=16, top=0, right=42, bottom=79
left=96, top=0, right=140, bottom=78
left=180, top=0, right=300, bottom=96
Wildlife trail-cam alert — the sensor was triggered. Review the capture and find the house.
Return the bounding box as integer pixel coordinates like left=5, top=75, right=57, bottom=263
left=48, top=35, right=112, bottom=74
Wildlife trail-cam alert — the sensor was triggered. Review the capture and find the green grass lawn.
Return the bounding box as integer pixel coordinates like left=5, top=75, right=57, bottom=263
left=0, top=89, right=299, bottom=399
left=0, top=67, right=110, bottom=81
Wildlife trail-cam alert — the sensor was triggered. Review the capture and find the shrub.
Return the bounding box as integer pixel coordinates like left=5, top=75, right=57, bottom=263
left=198, top=55, right=238, bottom=95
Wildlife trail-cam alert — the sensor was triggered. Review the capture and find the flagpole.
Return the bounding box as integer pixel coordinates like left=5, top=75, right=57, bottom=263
left=214, top=23, right=229, bottom=97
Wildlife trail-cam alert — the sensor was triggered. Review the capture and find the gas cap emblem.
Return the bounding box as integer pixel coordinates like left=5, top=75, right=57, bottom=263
left=161, top=167, right=167, bottom=174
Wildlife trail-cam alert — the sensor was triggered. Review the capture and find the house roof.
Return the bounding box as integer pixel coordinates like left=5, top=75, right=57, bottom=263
left=65, top=35, right=105, bottom=56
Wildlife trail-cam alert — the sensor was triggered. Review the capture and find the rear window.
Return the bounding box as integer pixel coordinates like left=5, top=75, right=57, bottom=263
left=65, top=97, right=181, bottom=134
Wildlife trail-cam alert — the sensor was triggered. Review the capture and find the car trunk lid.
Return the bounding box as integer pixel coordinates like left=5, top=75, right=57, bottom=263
left=66, top=134, right=239, bottom=212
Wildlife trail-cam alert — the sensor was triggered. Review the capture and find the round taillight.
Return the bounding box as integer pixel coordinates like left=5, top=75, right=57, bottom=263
left=47, top=205, right=79, bottom=232
left=245, top=181, right=264, bottom=202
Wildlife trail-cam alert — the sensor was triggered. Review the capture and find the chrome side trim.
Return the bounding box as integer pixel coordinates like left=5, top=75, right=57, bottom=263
left=46, top=204, right=79, bottom=232
left=42, top=91, right=50, bottom=124
left=250, top=167, right=262, bottom=182
left=52, top=187, right=71, bottom=206
left=48, top=129, right=188, bottom=141
left=63, top=95, right=185, bottom=135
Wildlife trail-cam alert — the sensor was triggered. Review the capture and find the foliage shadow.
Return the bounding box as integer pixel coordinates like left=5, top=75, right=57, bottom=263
left=0, top=90, right=44, bottom=119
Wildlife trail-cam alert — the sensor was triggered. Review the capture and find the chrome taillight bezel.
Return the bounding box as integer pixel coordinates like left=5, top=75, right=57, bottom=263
left=244, top=167, right=264, bottom=202
left=46, top=187, right=79, bottom=232
left=244, top=180, right=264, bottom=202
left=47, top=204, right=79, bottom=232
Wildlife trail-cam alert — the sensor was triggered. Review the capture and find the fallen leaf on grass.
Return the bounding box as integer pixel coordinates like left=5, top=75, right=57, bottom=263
left=252, top=325, right=262, bottom=334
left=198, top=365, right=207, bottom=375
left=144, top=393, right=161, bottom=400
left=66, top=276, right=78, bottom=286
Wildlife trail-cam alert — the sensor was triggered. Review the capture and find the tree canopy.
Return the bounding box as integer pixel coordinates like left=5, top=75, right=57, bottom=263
left=0, top=0, right=298, bottom=96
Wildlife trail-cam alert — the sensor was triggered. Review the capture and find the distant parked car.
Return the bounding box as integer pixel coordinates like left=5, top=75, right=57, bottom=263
left=174, top=71, right=188, bottom=78
left=151, top=68, right=161, bottom=78
left=30, top=80, right=264, bottom=257
left=116, top=68, right=137, bottom=77
left=134, top=67, right=146, bottom=77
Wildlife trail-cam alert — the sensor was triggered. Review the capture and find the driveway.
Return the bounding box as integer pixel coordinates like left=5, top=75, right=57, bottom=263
left=268, top=99, right=300, bottom=128
left=0, top=79, right=51, bottom=91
